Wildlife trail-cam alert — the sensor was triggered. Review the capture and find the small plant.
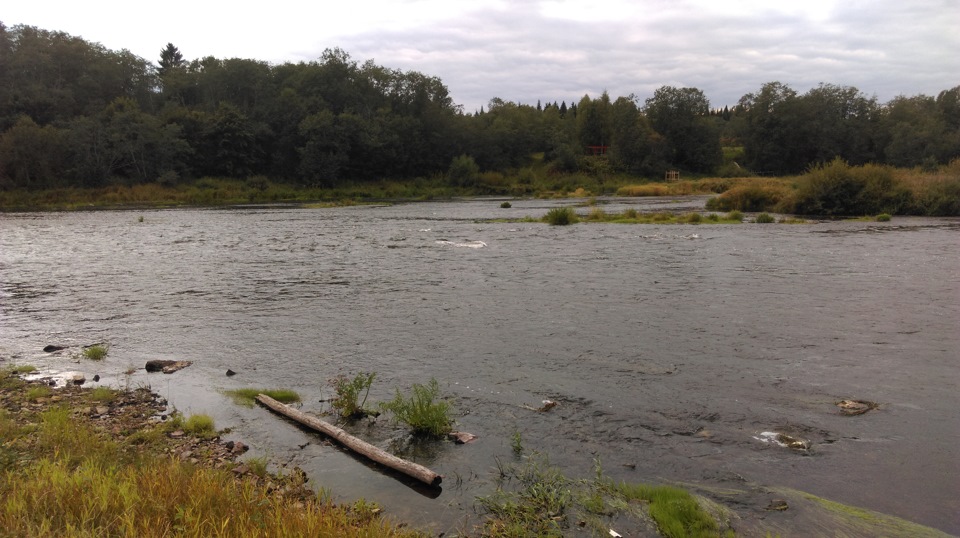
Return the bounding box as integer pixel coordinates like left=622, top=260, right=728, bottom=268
left=11, top=365, right=36, bottom=374
left=543, top=207, right=579, bottom=225
left=706, top=213, right=720, bottom=222
left=90, top=387, right=117, bottom=403
left=511, top=431, right=523, bottom=456
left=246, top=456, right=269, bottom=478
left=622, top=208, right=639, bottom=219
left=876, top=213, right=892, bottom=222
left=224, top=388, right=302, bottom=407
left=329, top=372, right=377, bottom=419
left=82, top=345, right=108, bottom=361
left=685, top=212, right=703, bottom=223
left=25, top=385, right=53, bottom=401
left=183, top=414, right=216, bottom=438
left=755, top=212, right=775, bottom=223
left=726, top=210, right=743, bottom=222
left=500, top=201, right=512, bottom=208
left=138, top=215, right=144, bottom=223
left=379, top=378, right=453, bottom=437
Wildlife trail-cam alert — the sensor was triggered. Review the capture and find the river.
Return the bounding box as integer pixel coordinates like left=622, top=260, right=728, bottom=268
left=1, top=197, right=957, bottom=535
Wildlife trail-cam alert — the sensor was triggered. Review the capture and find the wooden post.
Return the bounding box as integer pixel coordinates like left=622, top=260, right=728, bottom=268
left=255, top=394, right=442, bottom=487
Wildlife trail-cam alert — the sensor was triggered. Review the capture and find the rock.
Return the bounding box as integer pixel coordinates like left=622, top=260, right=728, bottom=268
left=232, top=464, right=250, bottom=475
left=837, top=399, right=878, bottom=416
left=766, top=499, right=789, bottom=511
left=231, top=441, right=248, bottom=454
left=43, top=345, right=65, bottom=352
left=92, top=374, right=100, bottom=382
left=168, top=430, right=185, bottom=439
left=538, top=400, right=558, bottom=412
left=71, top=373, right=86, bottom=385
left=448, top=431, right=478, bottom=444
left=144, top=360, right=193, bottom=374
left=226, top=369, right=237, bottom=376
left=95, top=406, right=109, bottom=415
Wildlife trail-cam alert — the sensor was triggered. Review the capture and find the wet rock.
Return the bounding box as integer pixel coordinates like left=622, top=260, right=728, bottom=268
left=71, top=373, right=86, bottom=385
left=92, top=374, right=100, bottom=382
left=226, top=369, right=237, bottom=377
left=754, top=431, right=811, bottom=451
left=448, top=431, right=478, bottom=444
left=232, top=464, right=250, bottom=475
left=837, top=399, right=878, bottom=416
left=229, top=441, right=248, bottom=454
left=766, top=499, right=789, bottom=511
left=145, top=360, right=193, bottom=374
left=43, top=345, right=66, bottom=352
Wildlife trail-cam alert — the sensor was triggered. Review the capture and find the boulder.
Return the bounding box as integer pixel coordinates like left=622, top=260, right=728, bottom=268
left=43, top=345, right=66, bottom=352
left=145, top=360, right=193, bottom=374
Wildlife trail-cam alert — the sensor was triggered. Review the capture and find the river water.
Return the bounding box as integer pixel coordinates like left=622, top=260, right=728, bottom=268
left=1, top=197, right=958, bottom=535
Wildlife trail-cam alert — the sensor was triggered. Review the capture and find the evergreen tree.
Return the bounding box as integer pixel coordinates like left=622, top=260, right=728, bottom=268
left=157, top=43, right=184, bottom=76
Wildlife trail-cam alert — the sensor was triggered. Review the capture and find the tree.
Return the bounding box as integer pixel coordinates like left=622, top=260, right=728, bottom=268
left=0, top=115, right=67, bottom=188
left=644, top=86, right=721, bottom=172
left=157, top=43, right=184, bottom=77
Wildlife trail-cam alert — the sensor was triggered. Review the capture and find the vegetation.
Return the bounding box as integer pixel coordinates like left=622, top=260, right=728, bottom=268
left=379, top=378, right=453, bottom=437
left=223, top=388, right=302, bottom=407
left=82, top=344, right=108, bottom=361
left=754, top=212, right=775, bottom=223
left=183, top=413, right=217, bottom=438
left=544, top=206, right=579, bottom=225
left=1, top=22, right=958, bottom=217
left=500, top=201, right=512, bottom=208
left=0, top=375, right=425, bottom=537
left=477, top=454, right=734, bottom=538
left=328, top=372, right=377, bottom=419
left=877, top=213, right=892, bottom=221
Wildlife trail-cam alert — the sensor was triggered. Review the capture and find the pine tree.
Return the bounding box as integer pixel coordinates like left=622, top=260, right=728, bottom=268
left=158, top=43, right=184, bottom=77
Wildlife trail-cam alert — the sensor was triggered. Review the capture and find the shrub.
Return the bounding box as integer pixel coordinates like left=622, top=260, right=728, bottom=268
left=500, top=201, right=512, bottom=208
left=329, top=372, right=377, bottom=419
left=792, top=158, right=913, bottom=216
left=876, top=213, right=892, bottom=222
left=447, top=154, right=480, bottom=187
left=622, top=208, right=639, bottom=219
left=685, top=212, right=702, bottom=223
left=183, top=414, right=216, bottom=437
left=379, top=378, right=453, bottom=437
left=705, top=179, right=790, bottom=212
left=544, top=207, right=579, bottom=225
left=82, top=345, right=108, bottom=361
left=726, top=210, right=743, bottom=222
left=755, top=212, right=775, bottom=223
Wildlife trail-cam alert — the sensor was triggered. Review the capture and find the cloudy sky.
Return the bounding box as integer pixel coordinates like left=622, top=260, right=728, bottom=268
left=5, top=0, right=958, bottom=112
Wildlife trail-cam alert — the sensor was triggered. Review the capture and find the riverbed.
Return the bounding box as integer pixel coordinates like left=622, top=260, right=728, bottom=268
left=1, top=197, right=957, bottom=535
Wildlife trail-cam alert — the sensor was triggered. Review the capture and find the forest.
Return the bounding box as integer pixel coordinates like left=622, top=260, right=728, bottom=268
left=1, top=21, right=959, bottom=199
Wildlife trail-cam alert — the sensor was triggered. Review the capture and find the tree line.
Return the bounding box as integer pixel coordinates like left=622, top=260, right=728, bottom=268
left=1, top=22, right=958, bottom=191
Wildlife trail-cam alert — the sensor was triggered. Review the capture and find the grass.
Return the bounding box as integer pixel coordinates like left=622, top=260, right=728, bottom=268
left=550, top=208, right=745, bottom=225
left=755, top=212, right=775, bottom=223
left=82, top=344, right=108, bottom=361
left=328, top=372, right=377, bottom=419
left=10, top=365, right=36, bottom=374
left=223, top=388, right=302, bottom=407
left=876, top=213, right=892, bottom=221
left=183, top=414, right=216, bottom=438
left=0, top=375, right=425, bottom=537
left=477, top=453, right=734, bottom=538
left=379, top=378, right=453, bottom=437
left=90, top=386, right=118, bottom=403
left=544, top=206, right=579, bottom=225
left=25, top=385, right=53, bottom=401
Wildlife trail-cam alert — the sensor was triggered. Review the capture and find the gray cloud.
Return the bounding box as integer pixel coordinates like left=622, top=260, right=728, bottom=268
left=331, top=0, right=958, bottom=111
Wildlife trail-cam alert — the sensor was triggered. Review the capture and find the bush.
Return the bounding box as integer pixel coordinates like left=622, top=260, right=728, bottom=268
left=704, top=179, right=790, bottom=212
left=726, top=210, right=743, bottom=222
left=544, top=207, right=579, bottom=225
left=379, top=378, right=453, bottom=437
left=500, top=201, right=512, bottom=208
left=329, top=372, right=377, bottom=419
left=82, top=345, right=108, bottom=361
left=791, top=158, right=913, bottom=216
left=447, top=154, right=480, bottom=187
left=876, top=213, right=892, bottom=222
left=183, top=414, right=216, bottom=438
left=755, top=212, right=775, bottom=223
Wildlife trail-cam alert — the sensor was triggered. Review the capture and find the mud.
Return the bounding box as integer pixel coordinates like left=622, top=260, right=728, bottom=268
left=1, top=198, right=958, bottom=535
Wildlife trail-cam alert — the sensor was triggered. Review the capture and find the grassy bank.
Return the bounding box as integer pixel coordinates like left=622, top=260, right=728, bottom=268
left=0, top=368, right=424, bottom=537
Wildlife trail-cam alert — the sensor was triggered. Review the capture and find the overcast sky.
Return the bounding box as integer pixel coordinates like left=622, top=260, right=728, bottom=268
left=5, top=0, right=958, bottom=112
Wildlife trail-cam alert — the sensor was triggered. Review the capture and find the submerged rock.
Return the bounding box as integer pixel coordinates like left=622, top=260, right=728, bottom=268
left=43, top=345, right=66, bottom=352
left=837, top=399, right=878, bottom=416
left=145, top=360, right=193, bottom=374
left=448, top=431, right=478, bottom=444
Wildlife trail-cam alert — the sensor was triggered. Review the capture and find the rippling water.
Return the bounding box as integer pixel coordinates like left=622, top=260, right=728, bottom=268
left=2, top=198, right=958, bottom=534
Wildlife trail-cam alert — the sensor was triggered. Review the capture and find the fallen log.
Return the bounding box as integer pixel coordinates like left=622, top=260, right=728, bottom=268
left=255, top=394, right=442, bottom=487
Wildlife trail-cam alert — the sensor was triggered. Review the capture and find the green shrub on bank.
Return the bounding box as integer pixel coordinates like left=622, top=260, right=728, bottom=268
left=704, top=179, right=791, bottom=212
left=544, top=207, right=579, bottom=225
left=82, top=345, right=108, bottom=361
left=329, top=372, right=377, bottom=419
left=755, top=212, right=775, bottom=223
left=790, top=158, right=913, bottom=216
left=379, top=378, right=453, bottom=437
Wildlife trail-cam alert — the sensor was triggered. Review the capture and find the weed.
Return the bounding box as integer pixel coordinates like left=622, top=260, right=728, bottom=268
left=224, top=388, right=302, bottom=407
left=89, top=386, right=117, bottom=403
left=329, top=372, right=377, bottom=419
left=543, top=206, right=579, bottom=225
left=477, top=453, right=572, bottom=537
left=83, top=344, right=108, bottom=361
left=755, top=212, right=775, bottom=223
left=25, top=385, right=53, bottom=401
left=511, top=431, right=523, bottom=456
left=183, top=414, right=216, bottom=438
left=379, top=378, right=453, bottom=437
left=246, top=456, right=269, bottom=478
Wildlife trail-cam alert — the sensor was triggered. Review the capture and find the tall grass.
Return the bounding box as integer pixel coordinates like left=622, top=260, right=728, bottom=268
left=543, top=206, right=579, bottom=225
left=223, top=388, right=302, bottom=407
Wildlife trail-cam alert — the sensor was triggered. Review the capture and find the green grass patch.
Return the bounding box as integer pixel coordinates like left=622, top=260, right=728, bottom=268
left=89, top=386, right=118, bottom=403
left=82, top=345, right=108, bottom=361
left=876, top=213, right=892, bottom=221
left=224, top=388, right=302, bottom=407
left=614, top=482, right=730, bottom=538
left=25, top=385, right=53, bottom=401
left=543, top=206, right=579, bottom=225
left=379, top=378, right=453, bottom=437
left=10, top=365, right=37, bottom=374
left=755, top=212, right=775, bottom=223
left=183, top=414, right=216, bottom=438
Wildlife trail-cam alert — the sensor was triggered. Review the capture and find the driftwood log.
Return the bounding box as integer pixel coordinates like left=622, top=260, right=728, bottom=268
left=255, top=394, right=442, bottom=487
